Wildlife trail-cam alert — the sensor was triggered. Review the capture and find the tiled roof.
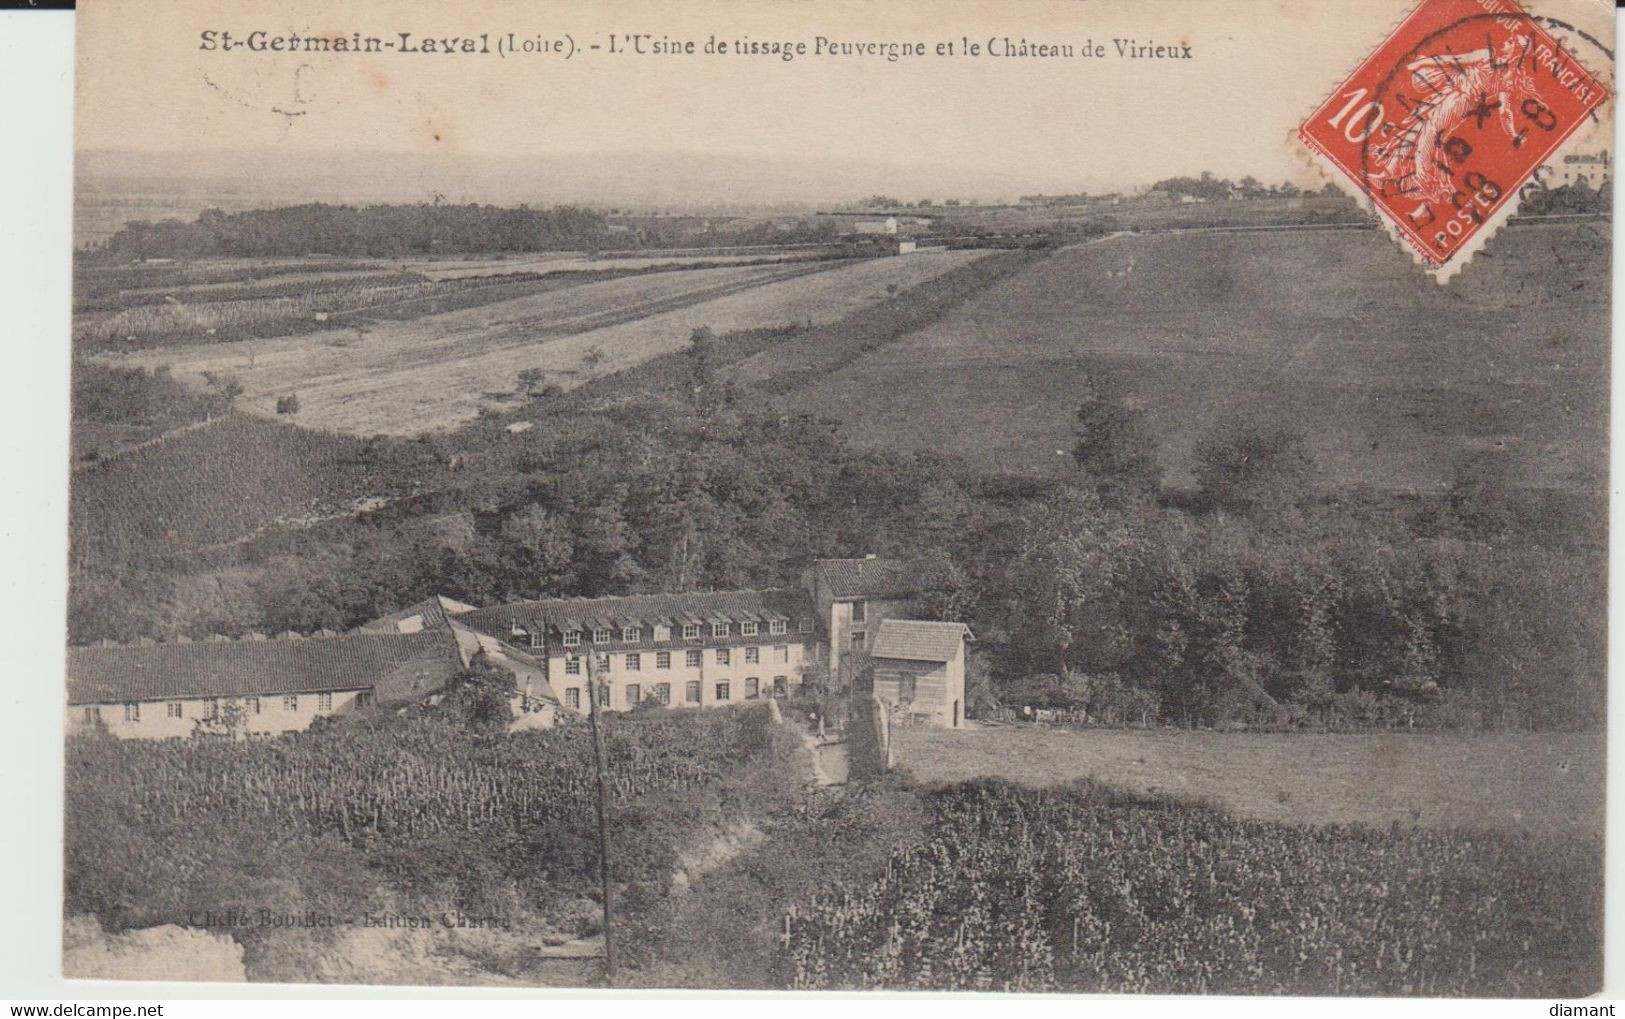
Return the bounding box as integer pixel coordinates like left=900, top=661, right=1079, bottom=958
left=448, top=621, right=559, bottom=706
left=870, top=620, right=973, bottom=663
left=357, top=595, right=478, bottom=635
left=812, top=557, right=934, bottom=600
left=67, top=629, right=464, bottom=704
left=454, top=588, right=815, bottom=646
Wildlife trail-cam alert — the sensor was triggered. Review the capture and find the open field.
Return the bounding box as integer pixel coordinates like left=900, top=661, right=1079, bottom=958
left=97, top=251, right=988, bottom=435
left=893, top=725, right=1603, bottom=841
left=400, top=249, right=845, bottom=279
left=76, top=261, right=832, bottom=348
left=786, top=221, right=1609, bottom=492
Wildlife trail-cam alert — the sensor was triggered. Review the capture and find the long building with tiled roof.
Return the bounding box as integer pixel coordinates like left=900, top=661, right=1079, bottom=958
left=67, top=629, right=466, bottom=740
left=450, top=588, right=821, bottom=713
left=64, top=558, right=961, bottom=740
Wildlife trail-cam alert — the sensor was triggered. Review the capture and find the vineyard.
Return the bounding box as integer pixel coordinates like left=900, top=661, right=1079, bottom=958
left=68, top=413, right=432, bottom=566
left=65, top=705, right=802, bottom=941
left=780, top=780, right=1600, bottom=996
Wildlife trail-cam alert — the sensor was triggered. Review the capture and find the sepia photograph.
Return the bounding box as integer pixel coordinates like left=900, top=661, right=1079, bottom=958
left=41, top=0, right=1616, bottom=997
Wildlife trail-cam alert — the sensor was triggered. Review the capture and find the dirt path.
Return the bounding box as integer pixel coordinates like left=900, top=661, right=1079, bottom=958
left=810, top=739, right=849, bottom=786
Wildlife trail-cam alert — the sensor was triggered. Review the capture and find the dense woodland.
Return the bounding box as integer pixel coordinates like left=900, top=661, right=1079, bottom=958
left=70, top=314, right=1605, bottom=730
left=82, top=203, right=845, bottom=261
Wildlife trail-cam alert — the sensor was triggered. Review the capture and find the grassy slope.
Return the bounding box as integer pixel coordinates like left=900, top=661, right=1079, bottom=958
left=784, top=221, right=1609, bottom=492
left=730, top=248, right=1051, bottom=393
left=892, top=726, right=1603, bottom=841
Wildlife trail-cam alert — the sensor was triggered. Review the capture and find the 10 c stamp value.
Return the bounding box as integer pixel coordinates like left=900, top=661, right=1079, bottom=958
left=1300, top=0, right=1609, bottom=276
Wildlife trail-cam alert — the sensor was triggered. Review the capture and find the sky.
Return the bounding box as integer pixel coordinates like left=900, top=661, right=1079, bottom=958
left=76, top=0, right=1614, bottom=203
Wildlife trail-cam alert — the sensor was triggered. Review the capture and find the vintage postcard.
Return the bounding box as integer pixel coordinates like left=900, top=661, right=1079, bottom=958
left=64, top=0, right=1611, bottom=995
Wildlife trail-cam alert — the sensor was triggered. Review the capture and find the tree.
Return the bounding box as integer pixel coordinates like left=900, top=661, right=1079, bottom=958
left=498, top=504, right=576, bottom=597
left=963, top=649, right=998, bottom=716
left=438, top=650, right=517, bottom=729
left=1070, top=374, right=1159, bottom=502
left=570, top=493, right=646, bottom=593
left=250, top=557, right=348, bottom=634
left=516, top=368, right=549, bottom=397
left=201, top=371, right=244, bottom=409
left=193, top=697, right=254, bottom=740
left=1192, top=415, right=1314, bottom=515
left=1002, top=486, right=1143, bottom=678
left=275, top=394, right=301, bottom=415
left=1150, top=171, right=1233, bottom=202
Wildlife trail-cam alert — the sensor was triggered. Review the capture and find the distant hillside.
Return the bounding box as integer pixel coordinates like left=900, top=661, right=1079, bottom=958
left=784, top=220, right=1610, bottom=496
left=69, top=414, right=439, bottom=568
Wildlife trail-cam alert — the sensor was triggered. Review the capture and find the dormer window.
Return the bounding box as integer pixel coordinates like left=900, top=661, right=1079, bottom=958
left=799, top=618, right=814, bottom=633
left=593, top=627, right=612, bottom=644
left=654, top=625, right=672, bottom=642
left=712, top=621, right=730, bottom=638
left=621, top=626, right=640, bottom=643
left=682, top=623, right=701, bottom=640
left=563, top=630, right=581, bottom=647
left=528, top=632, right=544, bottom=649
left=741, top=621, right=759, bottom=637
left=770, top=619, right=788, bottom=635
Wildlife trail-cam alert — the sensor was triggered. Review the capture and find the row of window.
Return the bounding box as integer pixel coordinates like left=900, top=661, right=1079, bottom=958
left=84, top=691, right=368, bottom=724
left=562, top=644, right=792, bottom=675
left=544, top=617, right=811, bottom=648
left=561, top=676, right=790, bottom=709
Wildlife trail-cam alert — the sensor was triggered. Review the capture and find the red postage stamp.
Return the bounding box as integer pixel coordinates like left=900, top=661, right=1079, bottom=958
left=1300, top=0, right=1610, bottom=276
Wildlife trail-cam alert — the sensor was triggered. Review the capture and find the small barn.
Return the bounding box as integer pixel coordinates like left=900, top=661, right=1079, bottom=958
left=870, top=619, right=973, bottom=728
